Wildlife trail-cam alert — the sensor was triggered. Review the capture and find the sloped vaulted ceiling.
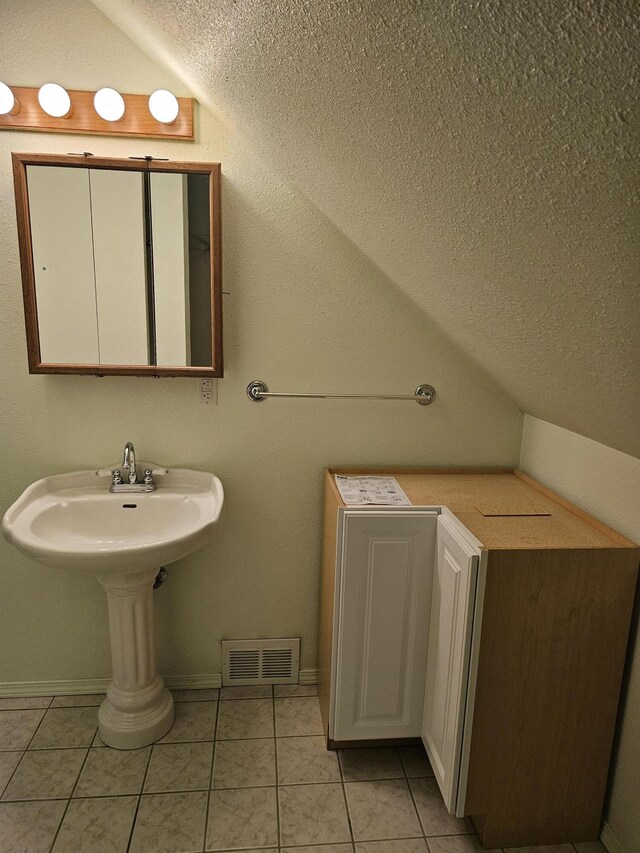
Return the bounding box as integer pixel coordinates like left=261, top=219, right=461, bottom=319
left=93, top=0, right=639, bottom=456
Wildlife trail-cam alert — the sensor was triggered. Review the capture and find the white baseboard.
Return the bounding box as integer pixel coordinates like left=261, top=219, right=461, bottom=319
left=0, top=678, right=112, bottom=698
left=0, top=669, right=318, bottom=698
left=0, top=674, right=221, bottom=697
left=299, top=668, right=318, bottom=685
left=166, top=674, right=222, bottom=690
left=601, top=821, right=627, bottom=853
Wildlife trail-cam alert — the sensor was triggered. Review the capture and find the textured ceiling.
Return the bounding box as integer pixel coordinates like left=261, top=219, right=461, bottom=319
left=93, top=0, right=639, bottom=456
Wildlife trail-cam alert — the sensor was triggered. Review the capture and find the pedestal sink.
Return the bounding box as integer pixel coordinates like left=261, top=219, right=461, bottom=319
left=2, top=466, right=224, bottom=749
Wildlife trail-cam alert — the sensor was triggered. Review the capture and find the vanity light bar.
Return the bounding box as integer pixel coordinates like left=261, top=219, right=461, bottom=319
left=0, top=85, right=194, bottom=140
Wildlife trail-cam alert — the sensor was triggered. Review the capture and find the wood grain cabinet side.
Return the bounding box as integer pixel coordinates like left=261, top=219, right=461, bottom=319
left=462, top=545, right=639, bottom=847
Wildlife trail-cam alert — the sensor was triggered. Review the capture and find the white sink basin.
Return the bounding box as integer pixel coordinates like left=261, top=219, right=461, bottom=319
left=2, top=464, right=224, bottom=750
left=2, top=468, right=224, bottom=573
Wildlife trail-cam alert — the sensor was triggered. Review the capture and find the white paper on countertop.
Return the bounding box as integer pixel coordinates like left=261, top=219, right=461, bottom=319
left=335, top=475, right=412, bottom=506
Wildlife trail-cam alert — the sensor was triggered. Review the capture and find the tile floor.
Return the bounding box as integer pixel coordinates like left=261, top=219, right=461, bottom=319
left=0, top=686, right=607, bottom=853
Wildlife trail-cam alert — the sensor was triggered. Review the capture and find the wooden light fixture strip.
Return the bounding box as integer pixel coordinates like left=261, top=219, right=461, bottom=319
left=0, top=86, right=194, bottom=140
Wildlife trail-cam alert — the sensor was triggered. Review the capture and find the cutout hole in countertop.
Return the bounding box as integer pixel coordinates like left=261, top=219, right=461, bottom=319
left=479, top=511, right=552, bottom=518
left=475, top=502, right=552, bottom=518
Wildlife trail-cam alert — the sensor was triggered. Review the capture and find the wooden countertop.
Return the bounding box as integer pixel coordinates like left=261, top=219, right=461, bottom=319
left=327, top=468, right=638, bottom=551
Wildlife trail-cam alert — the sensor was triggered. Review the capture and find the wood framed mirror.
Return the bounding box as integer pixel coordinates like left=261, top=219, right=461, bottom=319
left=12, top=153, right=222, bottom=377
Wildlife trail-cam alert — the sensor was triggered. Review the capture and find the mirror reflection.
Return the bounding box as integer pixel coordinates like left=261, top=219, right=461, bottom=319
left=13, top=155, right=222, bottom=376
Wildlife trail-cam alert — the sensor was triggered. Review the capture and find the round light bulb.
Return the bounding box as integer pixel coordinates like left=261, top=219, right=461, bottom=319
left=94, top=87, right=125, bottom=122
left=148, top=89, right=179, bottom=124
left=38, top=83, right=72, bottom=118
left=0, top=82, right=18, bottom=116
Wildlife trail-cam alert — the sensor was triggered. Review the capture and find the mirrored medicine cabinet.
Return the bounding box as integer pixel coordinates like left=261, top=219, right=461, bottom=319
left=12, top=153, right=222, bottom=377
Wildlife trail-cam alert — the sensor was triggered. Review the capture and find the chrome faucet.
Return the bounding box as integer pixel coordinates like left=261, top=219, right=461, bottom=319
left=122, top=441, right=137, bottom=484
left=108, top=442, right=158, bottom=493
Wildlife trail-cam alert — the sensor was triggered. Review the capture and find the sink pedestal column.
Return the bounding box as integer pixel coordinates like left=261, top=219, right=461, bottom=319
left=96, top=569, right=174, bottom=749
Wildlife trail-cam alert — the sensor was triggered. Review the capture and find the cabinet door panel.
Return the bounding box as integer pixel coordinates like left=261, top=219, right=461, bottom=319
left=27, top=166, right=98, bottom=363
left=333, top=510, right=437, bottom=741
left=91, top=170, right=148, bottom=364
left=422, top=514, right=479, bottom=812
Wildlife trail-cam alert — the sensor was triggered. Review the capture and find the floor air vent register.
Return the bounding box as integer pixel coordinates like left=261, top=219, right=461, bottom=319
left=222, top=638, right=300, bottom=685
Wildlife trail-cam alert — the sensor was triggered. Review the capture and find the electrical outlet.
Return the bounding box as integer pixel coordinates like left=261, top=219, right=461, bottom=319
left=199, top=378, right=217, bottom=405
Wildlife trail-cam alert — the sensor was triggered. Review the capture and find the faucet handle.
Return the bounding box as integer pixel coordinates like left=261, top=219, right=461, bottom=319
left=96, top=462, right=168, bottom=477
left=147, top=464, right=168, bottom=476
left=96, top=464, right=120, bottom=477
left=111, top=469, right=123, bottom=486
left=143, top=469, right=155, bottom=486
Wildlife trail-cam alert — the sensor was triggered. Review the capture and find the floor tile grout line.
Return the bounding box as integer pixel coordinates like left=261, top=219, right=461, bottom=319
left=271, top=685, right=281, bottom=851
left=203, top=697, right=222, bottom=852
left=0, top=704, right=54, bottom=797
left=337, top=745, right=356, bottom=846
left=0, top=689, right=315, bottom=709
left=0, top=697, right=55, bottom=712
left=219, top=691, right=274, bottom=701
left=275, top=733, right=327, bottom=739
left=26, top=706, right=104, bottom=752
left=0, top=693, right=311, bottom=709
left=46, top=727, right=95, bottom=852
left=0, top=750, right=26, bottom=801
left=124, top=734, right=155, bottom=853
left=340, top=746, right=431, bottom=845
left=3, top=789, right=209, bottom=805
left=22, top=706, right=50, bottom=750
left=422, top=831, right=485, bottom=839
left=402, top=752, right=429, bottom=841
left=217, top=778, right=343, bottom=790
left=1, top=731, right=333, bottom=751
left=0, top=796, right=73, bottom=805
left=3, top=775, right=442, bottom=805
left=1, top=747, right=92, bottom=805
left=221, top=695, right=279, bottom=704
left=279, top=845, right=358, bottom=851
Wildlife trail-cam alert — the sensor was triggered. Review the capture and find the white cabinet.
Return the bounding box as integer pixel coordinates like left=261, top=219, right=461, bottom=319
left=330, top=508, right=438, bottom=742
left=421, top=512, right=482, bottom=816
